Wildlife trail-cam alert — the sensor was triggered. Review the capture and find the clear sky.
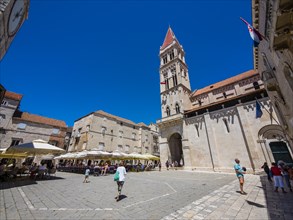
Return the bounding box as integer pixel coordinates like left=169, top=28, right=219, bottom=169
left=0, top=0, right=254, bottom=127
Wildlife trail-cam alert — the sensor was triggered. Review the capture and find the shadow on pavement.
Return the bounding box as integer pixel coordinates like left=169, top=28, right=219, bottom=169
left=246, top=200, right=266, bottom=208
left=0, top=176, right=64, bottom=190
left=259, top=174, right=293, bottom=219
left=117, top=194, right=127, bottom=202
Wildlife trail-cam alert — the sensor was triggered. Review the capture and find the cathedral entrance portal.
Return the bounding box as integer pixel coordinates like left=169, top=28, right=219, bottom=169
left=169, top=133, right=184, bottom=166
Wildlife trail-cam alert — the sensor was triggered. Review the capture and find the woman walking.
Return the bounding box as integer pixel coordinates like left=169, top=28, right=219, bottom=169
left=115, top=162, right=127, bottom=201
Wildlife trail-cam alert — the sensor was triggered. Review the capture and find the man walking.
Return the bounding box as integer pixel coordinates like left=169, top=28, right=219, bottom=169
left=234, top=158, right=246, bottom=195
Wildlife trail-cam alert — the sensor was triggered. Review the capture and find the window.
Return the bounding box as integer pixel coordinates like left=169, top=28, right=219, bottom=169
left=253, top=82, right=260, bottom=90
left=10, top=139, right=22, bottom=146
left=101, top=126, right=106, bottom=135
left=145, top=146, right=149, bottom=153
left=17, top=123, right=27, bottom=130
left=145, top=135, right=148, bottom=142
left=166, top=106, right=170, bottom=116
left=98, top=142, right=105, bottom=151
left=223, top=92, right=227, bottom=99
left=82, top=142, right=87, bottom=150
left=198, top=99, right=202, bottom=106
left=118, top=145, right=123, bottom=151
left=132, top=132, right=136, bottom=140
left=169, top=50, right=175, bottom=60
left=119, top=130, right=123, bottom=138
left=175, top=103, right=180, bottom=113
left=163, top=55, right=167, bottom=64
left=173, top=73, right=178, bottom=86
left=125, top=145, right=130, bottom=153
left=52, top=128, right=59, bottom=134
left=1, top=100, right=8, bottom=106
left=86, top=125, right=90, bottom=132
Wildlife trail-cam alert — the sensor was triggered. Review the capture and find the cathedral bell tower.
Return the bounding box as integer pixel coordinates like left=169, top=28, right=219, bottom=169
left=159, top=27, right=192, bottom=118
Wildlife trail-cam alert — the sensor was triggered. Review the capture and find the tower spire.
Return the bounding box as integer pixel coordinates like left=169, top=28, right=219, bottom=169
left=161, top=27, right=176, bottom=50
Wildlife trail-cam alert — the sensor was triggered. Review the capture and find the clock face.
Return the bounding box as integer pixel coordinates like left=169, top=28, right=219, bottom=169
left=8, top=0, right=25, bottom=37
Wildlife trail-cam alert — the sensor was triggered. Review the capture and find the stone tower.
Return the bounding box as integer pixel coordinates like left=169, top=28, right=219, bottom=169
left=159, top=27, right=192, bottom=118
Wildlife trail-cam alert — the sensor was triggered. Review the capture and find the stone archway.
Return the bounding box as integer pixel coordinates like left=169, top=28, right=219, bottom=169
left=169, top=133, right=184, bottom=166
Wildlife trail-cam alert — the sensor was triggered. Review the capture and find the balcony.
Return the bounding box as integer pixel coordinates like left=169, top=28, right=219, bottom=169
left=156, top=113, right=184, bottom=127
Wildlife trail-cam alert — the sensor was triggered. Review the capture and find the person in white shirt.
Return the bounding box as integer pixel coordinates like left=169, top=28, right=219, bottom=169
left=115, top=162, right=127, bottom=201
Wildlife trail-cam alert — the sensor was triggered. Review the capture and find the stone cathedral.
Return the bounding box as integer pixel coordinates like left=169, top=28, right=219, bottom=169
left=157, top=27, right=293, bottom=173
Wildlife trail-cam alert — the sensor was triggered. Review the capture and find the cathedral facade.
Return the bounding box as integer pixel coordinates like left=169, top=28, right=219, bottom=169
left=157, top=28, right=293, bottom=173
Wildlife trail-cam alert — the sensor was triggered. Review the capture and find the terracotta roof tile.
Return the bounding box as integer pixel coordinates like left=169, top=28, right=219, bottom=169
left=161, top=27, right=176, bottom=50
left=190, top=70, right=259, bottom=98
left=95, top=110, right=137, bottom=126
left=4, top=91, right=23, bottom=101
left=15, top=112, right=67, bottom=128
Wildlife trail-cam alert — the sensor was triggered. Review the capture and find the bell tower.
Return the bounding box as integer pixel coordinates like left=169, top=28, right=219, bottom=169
left=159, top=27, right=192, bottom=118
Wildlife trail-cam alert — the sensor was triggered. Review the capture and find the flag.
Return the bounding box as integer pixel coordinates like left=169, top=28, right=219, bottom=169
left=256, top=101, right=263, bottom=118
left=160, top=82, right=166, bottom=84
left=240, top=17, right=264, bottom=47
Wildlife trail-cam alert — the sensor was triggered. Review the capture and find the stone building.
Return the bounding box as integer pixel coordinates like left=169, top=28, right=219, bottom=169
left=0, top=91, right=67, bottom=150
left=252, top=0, right=293, bottom=151
left=157, top=27, right=293, bottom=173
left=68, top=110, right=159, bottom=156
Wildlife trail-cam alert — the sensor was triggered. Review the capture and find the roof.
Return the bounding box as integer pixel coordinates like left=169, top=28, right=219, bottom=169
left=95, top=110, right=137, bottom=126
left=4, top=91, right=23, bottom=101
left=14, top=112, right=67, bottom=128
left=190, top=70, right=259, bottom=98
left=161, top=27, right=176, bottom=50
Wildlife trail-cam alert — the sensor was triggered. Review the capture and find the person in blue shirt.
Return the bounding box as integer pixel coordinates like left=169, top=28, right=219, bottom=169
left=83, top=167, right=90, bottom=183
left=234, top=158, right=246, bottom=194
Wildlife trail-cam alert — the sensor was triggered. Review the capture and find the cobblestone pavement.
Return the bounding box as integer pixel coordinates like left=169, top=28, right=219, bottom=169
left=163, top=171, right=293, bottom=220
left=1, top=170, right=292, bottom=219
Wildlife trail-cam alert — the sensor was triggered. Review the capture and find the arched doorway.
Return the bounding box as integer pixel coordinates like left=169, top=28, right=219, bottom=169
left=169, top=133, right=184, bottom=166
left=258, top=124, right=293, bottom=166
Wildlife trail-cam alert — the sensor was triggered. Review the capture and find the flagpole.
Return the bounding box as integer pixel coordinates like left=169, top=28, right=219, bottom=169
left=255, top=98, right=279, bottom=125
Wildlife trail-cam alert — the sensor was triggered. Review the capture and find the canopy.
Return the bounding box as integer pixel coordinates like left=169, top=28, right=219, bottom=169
left=0, top=148, right=28, bottom=159
left=143, top=154, right=160, bottom=161
left=5, top=139, right=65, bottom=155
left=128, top=152, right=149, bottom=160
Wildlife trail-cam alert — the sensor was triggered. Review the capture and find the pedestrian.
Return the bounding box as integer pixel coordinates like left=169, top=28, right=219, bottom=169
left=271, top=162, right=286, bottom=193
left=234, top=158, right=246, bottom=195
left=174, top=161, right=178, bottom=170
left=278, top=161, right=292, bottom=192
left=83, top=167, right=90, bottom=183
left=102, top=162, right=108, bottom=176
left=158, top=161, right=162, bottom=171
left=115, top=162, right=127, bottom=201
left=261, top=162, right=272, bottom=182
left=165, top=160, right=169, bottom=170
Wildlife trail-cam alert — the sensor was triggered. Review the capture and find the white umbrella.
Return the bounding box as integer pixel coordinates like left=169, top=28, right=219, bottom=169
left=5, top=139, right=65, bottom=155
left=87, top=150, right=112, bottom=159
left=143, top=153, right=160, bottom=161
left=128, top=152, right=148, bottom=160
left=111, top=150, right=129, bottom=160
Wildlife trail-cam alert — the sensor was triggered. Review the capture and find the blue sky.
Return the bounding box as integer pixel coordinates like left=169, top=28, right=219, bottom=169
left=0, top=0, right=254, bottom=127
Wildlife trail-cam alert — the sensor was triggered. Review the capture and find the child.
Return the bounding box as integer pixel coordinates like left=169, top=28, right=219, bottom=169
left=83, top=167, right=90, bottom=183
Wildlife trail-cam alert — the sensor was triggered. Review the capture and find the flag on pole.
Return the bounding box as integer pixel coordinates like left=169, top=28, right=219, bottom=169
left=256, top=101, right=263, bottom=118
left=160, top=81, right=166, bottom=84
left=240, top=17, right=264, bottom=47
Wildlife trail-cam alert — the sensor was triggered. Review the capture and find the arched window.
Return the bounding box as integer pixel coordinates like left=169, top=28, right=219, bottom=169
left=173, top=74, right=178, bottom=86
left=166, top=106, right=171, bottom=116
left=175, top=103, right=180, bottom=113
